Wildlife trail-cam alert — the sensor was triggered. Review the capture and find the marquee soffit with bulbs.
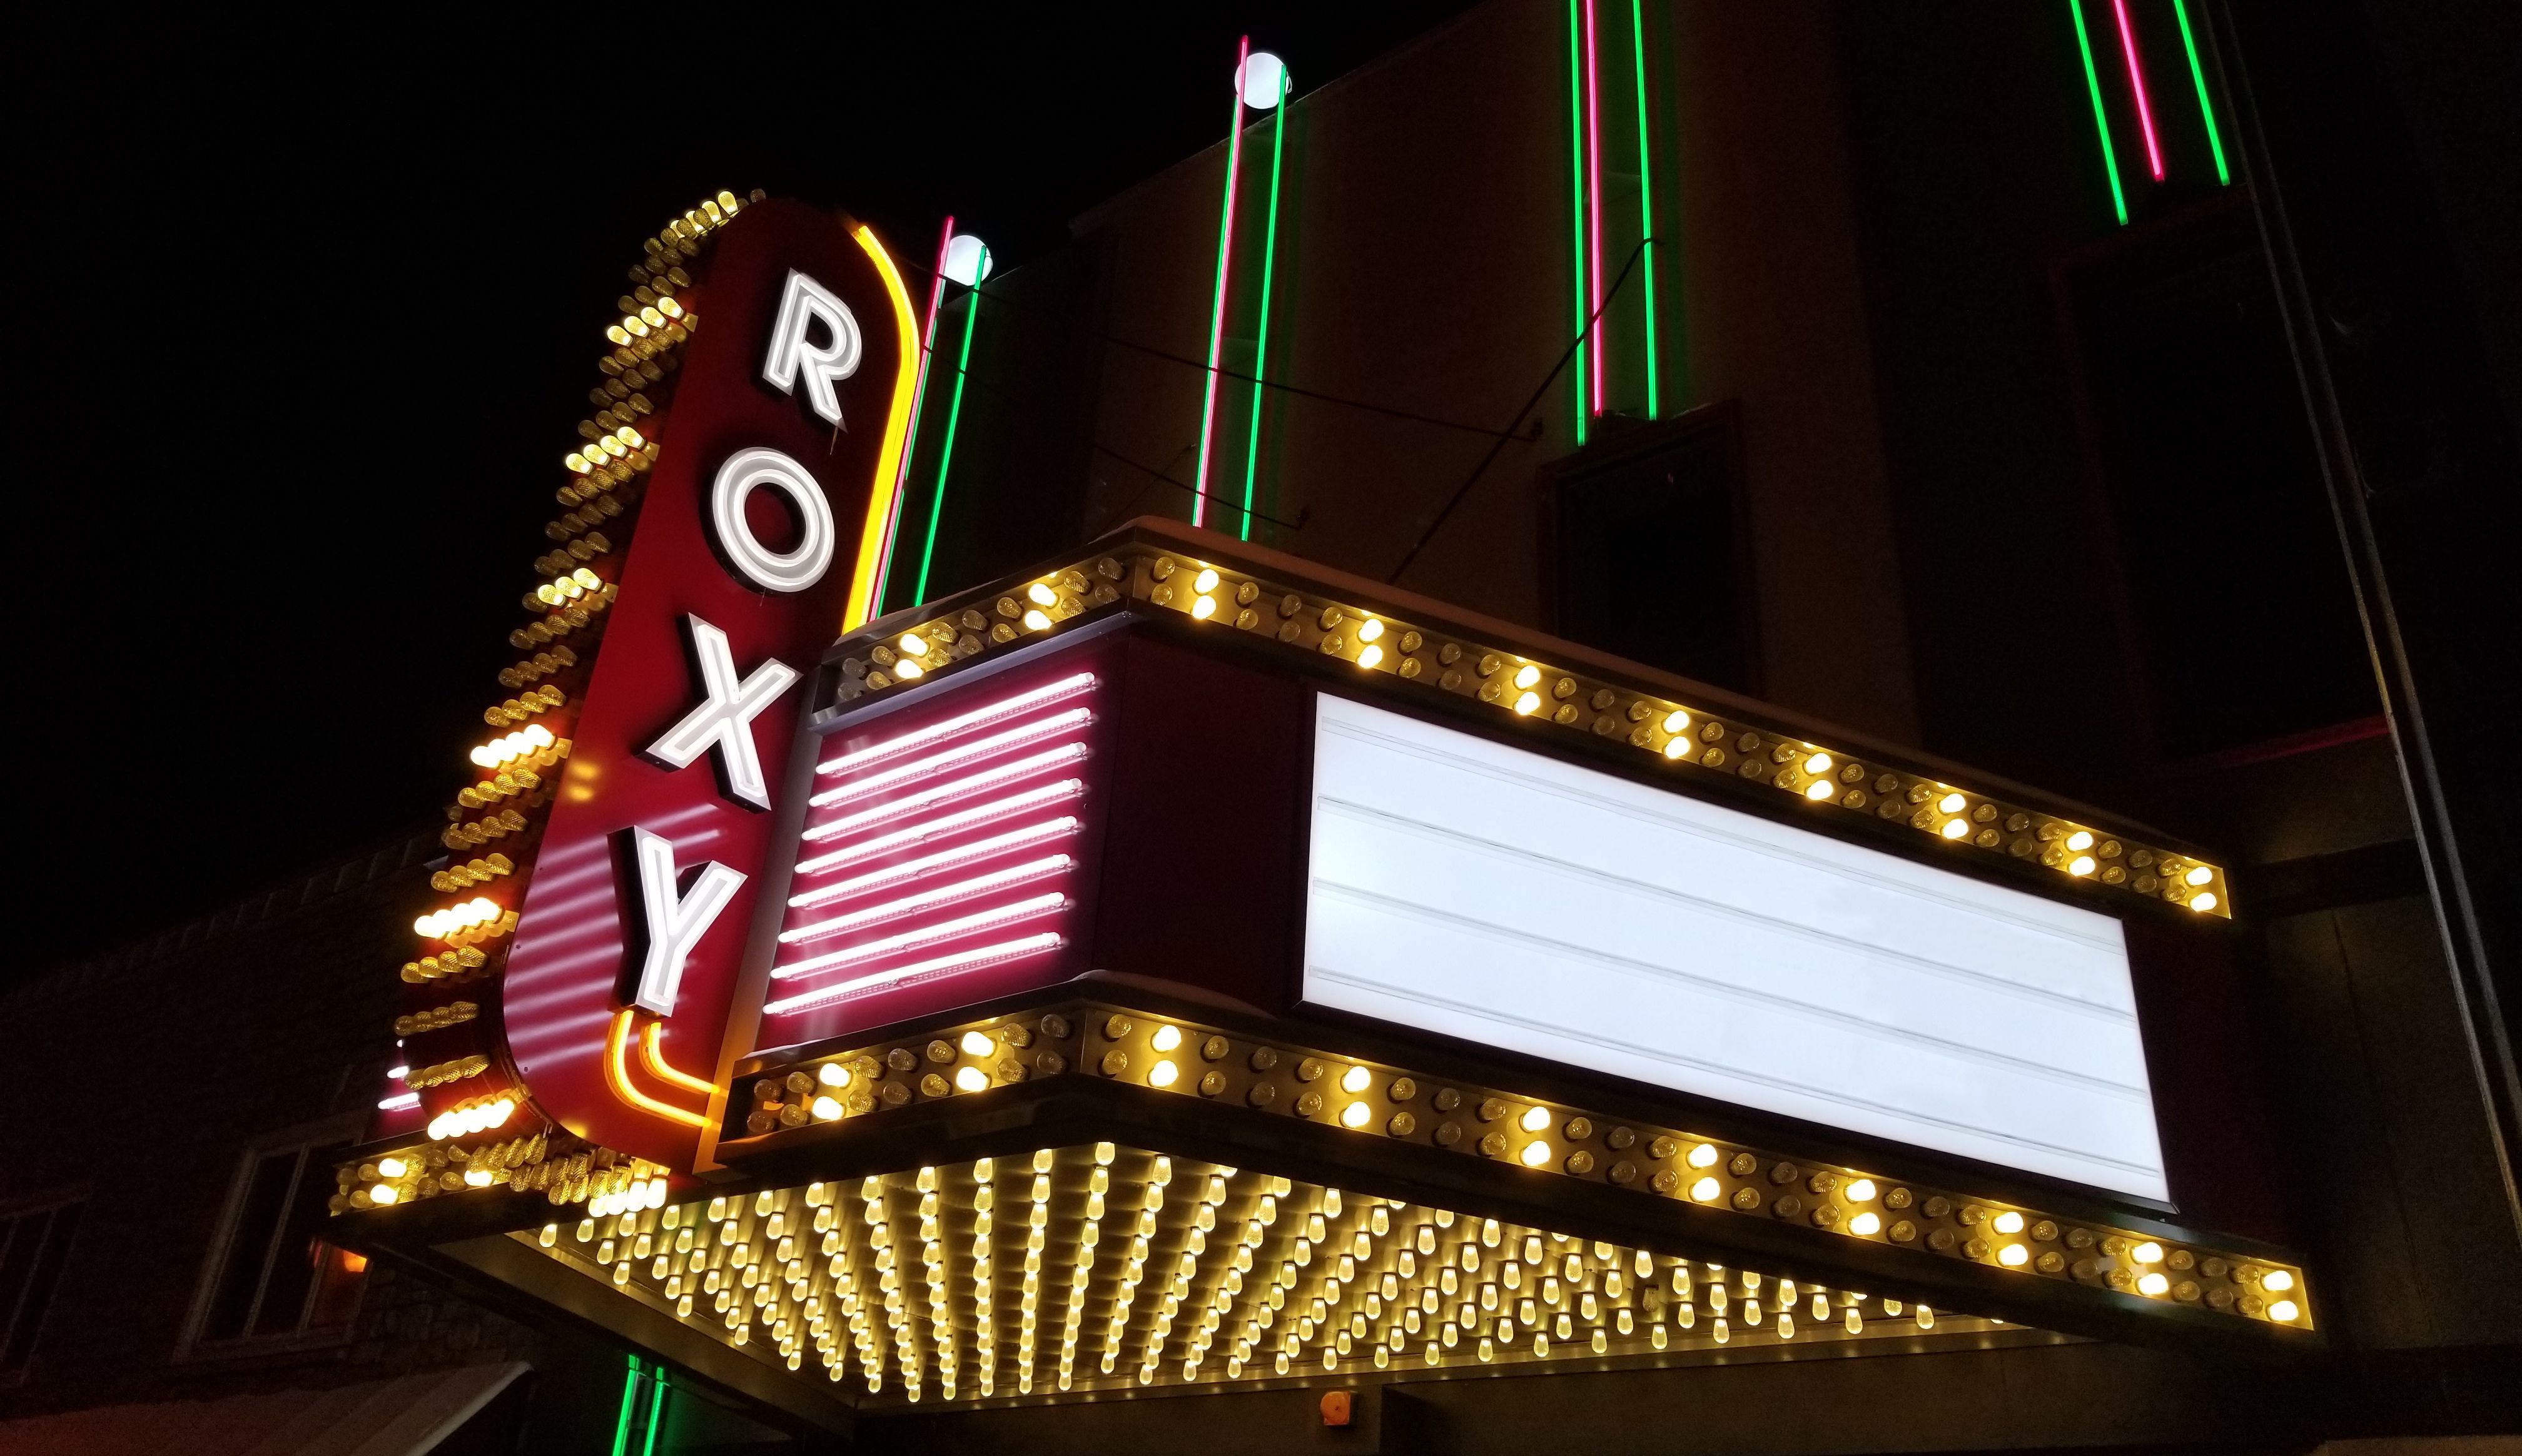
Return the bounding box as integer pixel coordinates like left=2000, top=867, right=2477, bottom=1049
left=321, top=191, right=2309, bottom=1433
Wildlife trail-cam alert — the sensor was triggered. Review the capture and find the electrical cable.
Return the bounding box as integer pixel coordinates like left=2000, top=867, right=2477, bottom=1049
left=1385, top=238, right=1648, bottom=585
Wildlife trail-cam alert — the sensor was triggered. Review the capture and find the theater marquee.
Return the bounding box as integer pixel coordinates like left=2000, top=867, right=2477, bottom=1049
left=333, top=191, right=2309, bottom=1432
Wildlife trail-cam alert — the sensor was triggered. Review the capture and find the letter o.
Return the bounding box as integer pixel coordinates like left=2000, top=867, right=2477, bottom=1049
left=708, top=447, right=835, bottom=593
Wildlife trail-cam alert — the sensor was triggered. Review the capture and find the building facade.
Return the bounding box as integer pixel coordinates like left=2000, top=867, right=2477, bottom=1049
left=4, top=1, right=2513, bottom=1452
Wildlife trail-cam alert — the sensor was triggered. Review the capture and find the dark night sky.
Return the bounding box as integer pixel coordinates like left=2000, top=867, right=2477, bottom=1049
left=16, top=6, right=1472, bottom=976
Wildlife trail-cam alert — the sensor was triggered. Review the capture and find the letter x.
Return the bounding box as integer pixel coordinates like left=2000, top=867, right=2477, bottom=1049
left=642, top=614, right=799, bottom=809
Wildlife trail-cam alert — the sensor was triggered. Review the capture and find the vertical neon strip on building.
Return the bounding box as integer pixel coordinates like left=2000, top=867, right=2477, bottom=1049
left=914, top=286, right=982, bottom=605
left=862, top=220, right=950, bottom=618
left=1190, top=36, right=1253, bottom=528
left=1238, top=64, right=1291, bottom=542
left=2068, top=0, right=2130, bottom=225
left=2109, top=0, right=2165, bottom=181
left=2171, top=0, right=2231, bottom=185
left=1581, top=0, right=1605, bottom=417
left=1567, top=0, right=1589, bottom=446
left=1628, top=0, right=1659, bottom=420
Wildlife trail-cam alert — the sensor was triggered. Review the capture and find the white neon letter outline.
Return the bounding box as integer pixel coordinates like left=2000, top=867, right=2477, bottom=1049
left=642, top=614, right=800, bottom=809
left=761, top=268, right=863, bottom=425
left=709, top=447, right=837, bottom=594
left=629, top=827, right=747, bottom=1015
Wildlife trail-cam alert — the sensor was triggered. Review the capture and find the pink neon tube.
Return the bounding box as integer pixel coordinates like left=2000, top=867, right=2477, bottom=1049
left=1583, top=0, right=1604, bottom=415
left=1190, top=36, right=1252, bottom=527
left=2110, top=0, right=2165, bottom=180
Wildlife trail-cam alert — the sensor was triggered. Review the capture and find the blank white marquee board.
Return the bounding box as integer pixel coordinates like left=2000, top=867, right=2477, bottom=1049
left=1302, top=694, right=2169, bottom=1202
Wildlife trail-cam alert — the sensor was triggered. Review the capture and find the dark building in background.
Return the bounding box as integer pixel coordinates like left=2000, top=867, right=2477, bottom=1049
left=4, top=0, right=2511, bottom=1450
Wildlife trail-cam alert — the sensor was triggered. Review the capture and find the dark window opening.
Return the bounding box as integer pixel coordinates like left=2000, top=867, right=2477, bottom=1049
left=1544, top=403, right=1758, bottom=694
left=2060, top=201, right=2378, bottom=761
left=1, top=1196, right=85, bottom=1376
left=198, top=1140, right=364, bottom=1347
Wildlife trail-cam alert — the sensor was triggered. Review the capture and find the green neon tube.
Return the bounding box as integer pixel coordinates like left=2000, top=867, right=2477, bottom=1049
left=1238, top=74, right=1290, bottom=542
left=610, top=1356, right=642, bottom=1456
left=913, top=290, right=981, bottom=605
left=2170, top=0, right=2230, bottom=185
left=1567, top=0, right=1589, bottom=445
left=2069, top=0, right=2130, bottom=225
left=1629, top=0, right=1658, bottom=420
left=641, top=1368, right=670, bottom=1456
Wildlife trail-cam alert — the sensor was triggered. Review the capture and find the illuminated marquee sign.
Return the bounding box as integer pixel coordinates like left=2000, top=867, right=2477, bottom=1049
left=1302, top=694, right=2167, bottom=1201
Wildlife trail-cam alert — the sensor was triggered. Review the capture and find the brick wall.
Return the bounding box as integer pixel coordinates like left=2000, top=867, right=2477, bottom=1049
left=0, top=834, right=549, bottom=1418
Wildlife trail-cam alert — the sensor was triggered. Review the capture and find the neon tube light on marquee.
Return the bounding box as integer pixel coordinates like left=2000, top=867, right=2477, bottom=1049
left=816, top=672, right=1100, bottom=776
left=778, top=856, right=1075, bottom=945
left=799, top=747, right=1091, bottom=842
left=2171, top=0, right=2231, bottom=185
left=604, top=1009, right=711, bottom=1128
left=792, top=782, right=1088, bottom=877
left=788, top=817, right=1084, bottom=910
left=771, top=893, right=1073, bottom=981
left=761, top=934, right=1067, bottom=1017
left=805, top=708, right=1094, bottom=809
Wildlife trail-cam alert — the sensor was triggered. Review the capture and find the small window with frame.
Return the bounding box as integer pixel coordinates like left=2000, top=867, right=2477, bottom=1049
left=0, top=1188, right=88, bottom=1383
left=183, top=1120, right=368, bottom=1355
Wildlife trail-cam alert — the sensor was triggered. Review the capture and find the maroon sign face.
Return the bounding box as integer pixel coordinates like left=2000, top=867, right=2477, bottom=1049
left=487, top=201, right=915, bottom=1169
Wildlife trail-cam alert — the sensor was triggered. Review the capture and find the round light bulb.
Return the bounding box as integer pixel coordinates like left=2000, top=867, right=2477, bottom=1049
left=899, top=633, right=928, bottom=656
left=1357, top=645, right=1383, bottom=670
left=818, top=1063, right=851, bottom=1087
left=1998, top=1243, right=2029, bottom=1266
left=1661, top=710, right=1690, bottom=734
left=1027, top=583, right=1058, bottom=607
left=2190, top=891, right=2219, bottom=913
left=1340, top=1065, right=1371, bottom=1093
left=1688, top=1143, right=1719, bottom=1168
left=955, top=1066, right=990, bottom=1093
left=2262, top=1270, right=2294, bottom=1293
left=1519, top=1141, right=1552, bottom=1168
left=1022, top=609, right=1052, bottom=632
left=1806, top=781, right=1836, bottom=801
left=942, top=233, right=994, bottom=287
left=1848, top=1211, right=1881, bottom=1236
left=1993, top=1211, right=2025, bottom=1234
left=1845, top=1178, right=1876, bottom=1201
left=1519, top=1106, right=1551, bottom=1133
left=1663, top=738, right=1689, bottom=761
left=2268, top=1300, right=2299, bottom=1322
left=2066, top=830, right=2094, bottom=851
left=1149, top=1060, right=1179, bottom=1088
left=2137, top=1271, right=2170, bottom=1297
left=370, top=1183, right=398, bottom=1205
left=2185, top=866, right=2213, bottom=886
left=1237, top=51, right=1289, bottom=109
left=2070, top=855, right=2097, bottom=876
left=1938, top=792, right=1967, bottom=814
left=1942, top=819, right=1970, bottom=840
left=378, top=1157, right=407, bottom=1178
left=2130, top=1241, right=2163, bottom=1264
left=1804, top=753, right=1832, bottom=776
left=1690, top=1177, right=1721, bottom=1202
left=960, top=1031, right=996, bottom=1056
left=1513, top=665, right=1541, bottom=690
left=1340, top=1102, right=1372, bottom=1129
left=1515, top=691, right=1541, bottom=715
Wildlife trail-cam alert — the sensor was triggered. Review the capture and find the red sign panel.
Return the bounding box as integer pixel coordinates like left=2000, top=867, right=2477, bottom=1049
left=492, top=201, right=916, bottom=1168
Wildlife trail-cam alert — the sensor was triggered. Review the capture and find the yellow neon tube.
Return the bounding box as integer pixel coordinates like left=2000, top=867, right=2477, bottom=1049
left=605, top=1009, right=711, bottom=1128
left=639, top=1019, right=720, bottom=1097
left=843, top=224, right=922, bottom=632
